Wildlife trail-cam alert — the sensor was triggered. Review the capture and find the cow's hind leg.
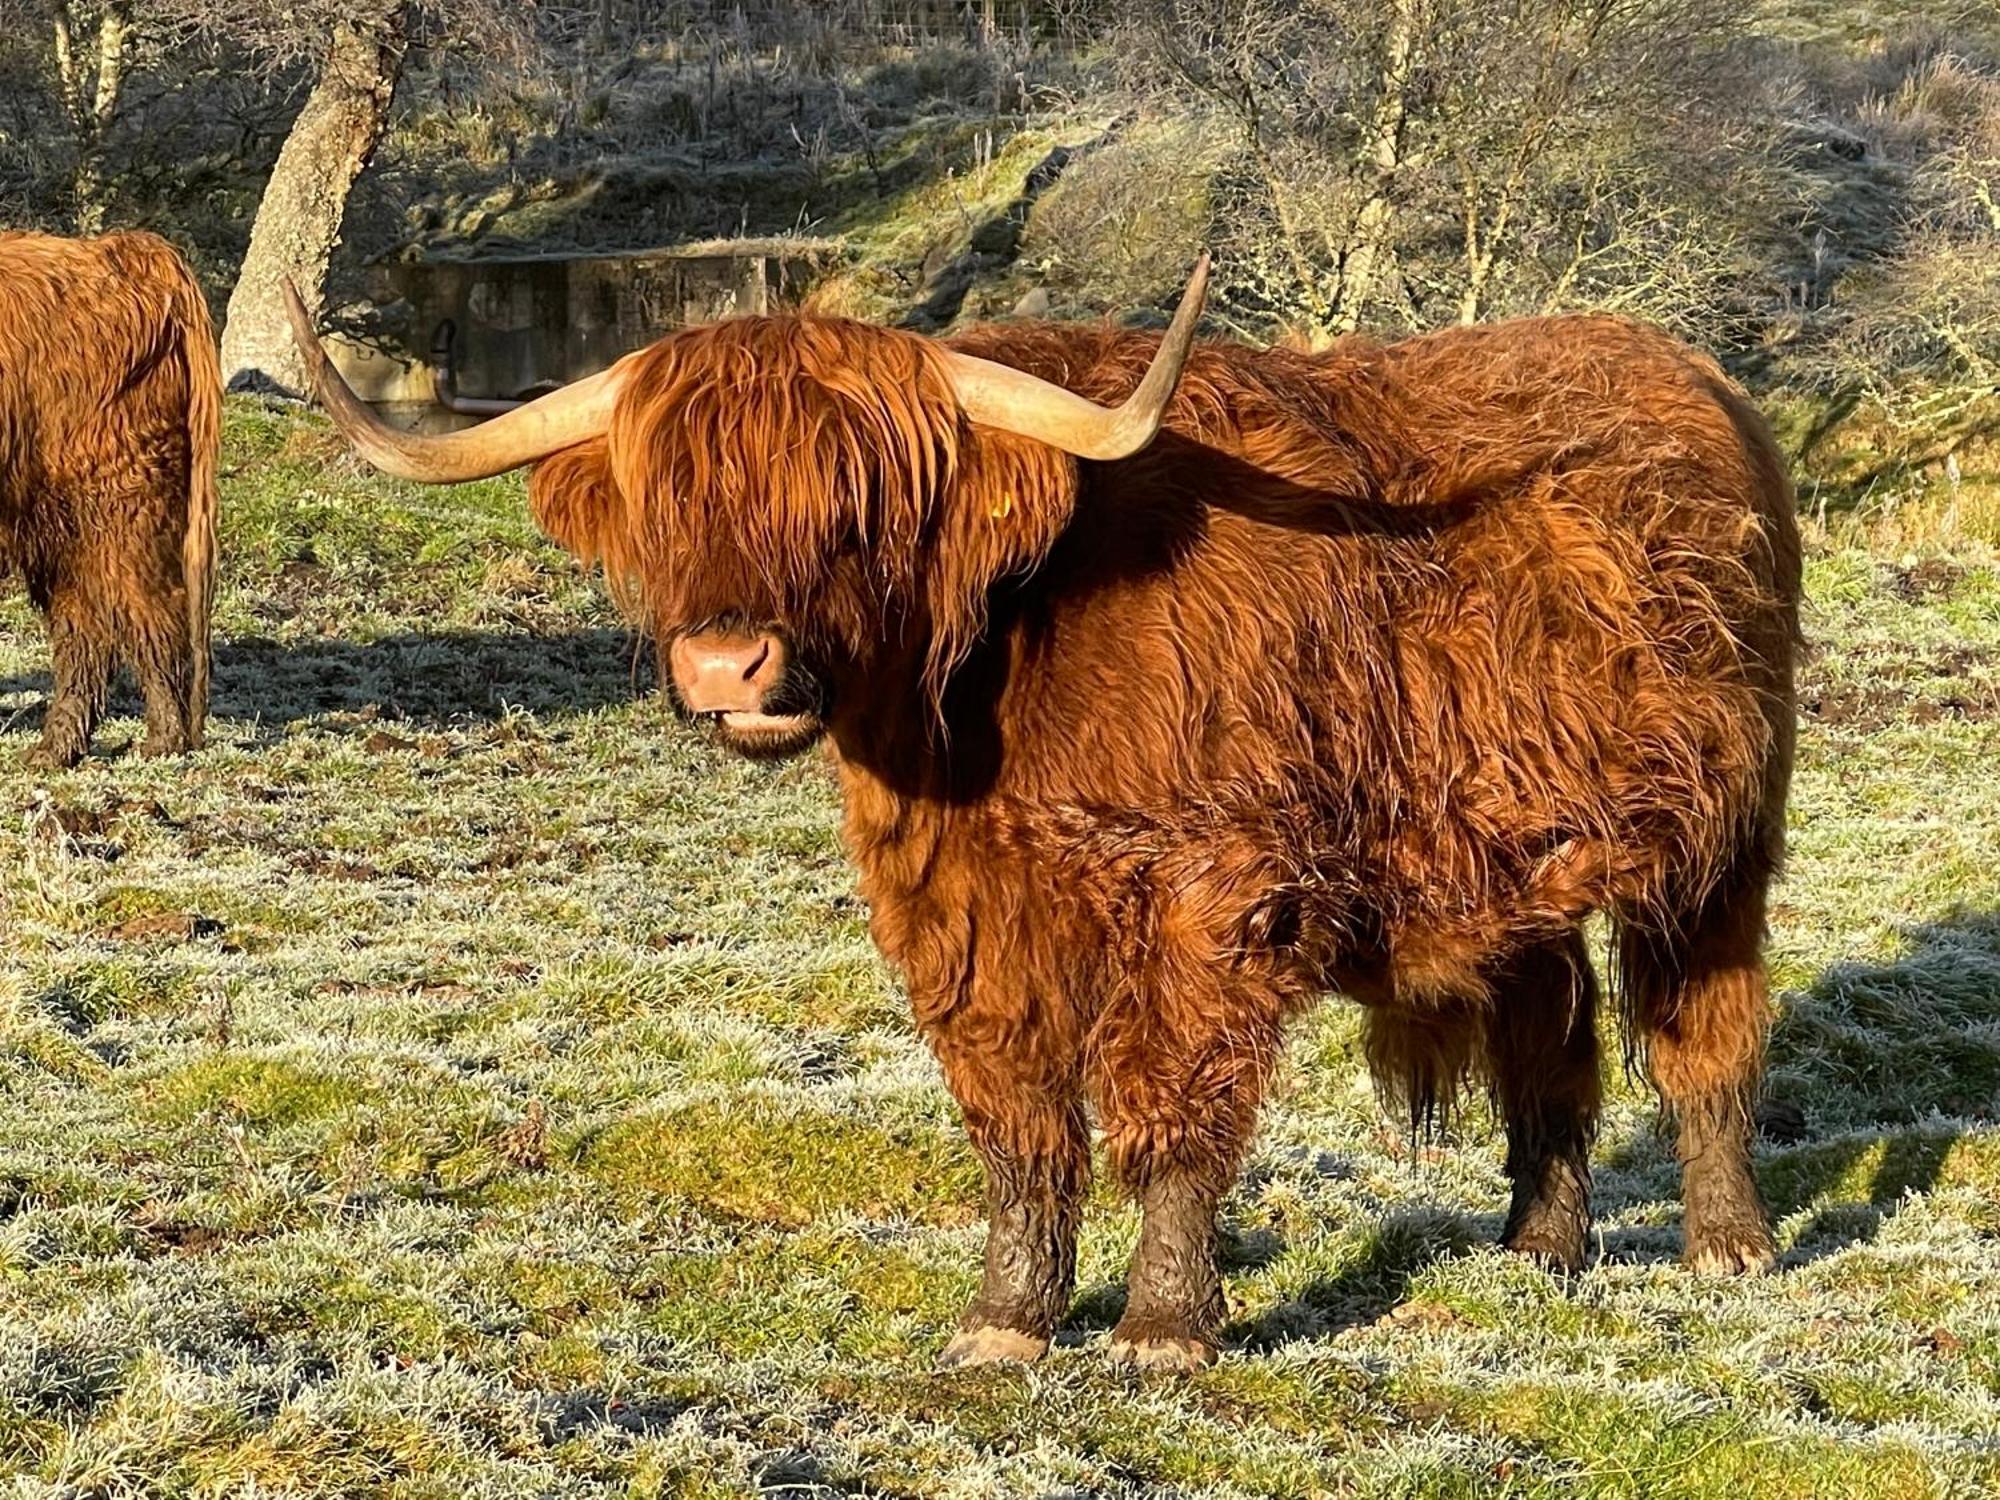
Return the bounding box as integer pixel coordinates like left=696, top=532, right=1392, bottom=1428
left=928, top=1002, right=1089, bottom=1368
left=28, top=580, right=117, bottom=769
left=1484, top=931, right=1601, bottom=1270
left=1092, top=975, right=1290, bottom=1372
left=121, top=522, right=199, bottom=756
left=1620, top=851, right=1778, bottom=1274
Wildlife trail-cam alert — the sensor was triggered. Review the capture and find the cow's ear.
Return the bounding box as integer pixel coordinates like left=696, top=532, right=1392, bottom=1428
left=529, top=439, right=647, bottom=616
left=920, top=426, right=1078, bottom=690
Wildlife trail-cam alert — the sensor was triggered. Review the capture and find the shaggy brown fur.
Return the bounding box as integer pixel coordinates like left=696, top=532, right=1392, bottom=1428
left=527, top=308, right=1800, bottom=1367
left=0, top=230, right=220, bottom=767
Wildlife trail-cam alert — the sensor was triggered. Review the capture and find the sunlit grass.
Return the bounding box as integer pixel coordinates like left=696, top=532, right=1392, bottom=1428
left=0, top=401, right=1995, bottom=1495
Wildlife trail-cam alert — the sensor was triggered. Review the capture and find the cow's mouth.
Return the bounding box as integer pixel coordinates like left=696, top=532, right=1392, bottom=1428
left=718, top=708, right=818, bottom=737
left=708, top=708, right=824, bottom=759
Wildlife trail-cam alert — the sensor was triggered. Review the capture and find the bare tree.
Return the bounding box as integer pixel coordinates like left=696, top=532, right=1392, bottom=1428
left=1425, top=0, right=1760, bottom=325
left=139, top=0, right=542, bottom=393
left=1123, top=0, right=1766, bottom=338
left=1126, top=0, right=1435, bottom=331
left=1824, top=50, right=2000, bottom=463
left=216, top=4, right=409, bottom=393
left=0, top=0, right=143, bottom=228
left=53, top=0, right=131, bottom=229
left=0, top=0, right=542, bottom=389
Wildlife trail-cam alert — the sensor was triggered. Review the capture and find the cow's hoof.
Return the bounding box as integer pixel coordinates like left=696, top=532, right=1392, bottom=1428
left=24, top=743, right=78, bottom=772
left=1106, top=1333, right=1218, bottom=1374
left=1683, top=1222, right=1776, bottom=1275
left=936, top=1325, right=1048, bottom=1369
left=1503, top=1222, right=1587, bottom=1273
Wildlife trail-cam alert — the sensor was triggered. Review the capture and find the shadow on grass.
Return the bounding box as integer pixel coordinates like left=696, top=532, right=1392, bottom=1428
left=0, top=626, right=663, bottom=750
left=1594, top=908, right=2000, bottom=1267
left=1750, top=907, right=2000, bottom=1259
left=1235, top=909, right=2000, bottom=1347
left=540, top=1391, right=699, bottom=1445
left=1062, top=1222, right=1295, bottom=1346
left=542, top=1395, right=923, bottom=1497
left=1225, top=1208, right=1488, bottom=1352
left=212, top=628, right=659, bottom=732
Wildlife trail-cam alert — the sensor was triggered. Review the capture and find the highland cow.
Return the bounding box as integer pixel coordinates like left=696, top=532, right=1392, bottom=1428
left=1, top=231, right=220, bottom=766
left=289, top=258, right=1800, bottom=1372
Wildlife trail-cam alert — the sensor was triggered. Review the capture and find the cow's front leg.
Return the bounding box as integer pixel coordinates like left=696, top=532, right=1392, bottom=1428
left=939, top=1125, right=1087, bottom=1366
left=1094, top=978, right=1287, bottom=1373
left=1110, top=1168, right=1227, bottom=1372
left=926, top=1001, right=1088, bottom=1368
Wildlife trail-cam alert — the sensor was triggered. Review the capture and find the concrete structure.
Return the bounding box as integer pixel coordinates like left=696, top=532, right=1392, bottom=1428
left=325, top=240, right=842, bottom=420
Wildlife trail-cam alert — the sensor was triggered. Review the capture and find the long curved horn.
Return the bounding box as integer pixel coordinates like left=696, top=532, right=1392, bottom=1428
left=283, top=279, right=625, bottom=483
left=939, top=253, right=1210, bottom=461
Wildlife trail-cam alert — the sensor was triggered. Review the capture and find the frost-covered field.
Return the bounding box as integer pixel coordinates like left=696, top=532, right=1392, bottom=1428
left=1, top=405, right=1997, bottom=1497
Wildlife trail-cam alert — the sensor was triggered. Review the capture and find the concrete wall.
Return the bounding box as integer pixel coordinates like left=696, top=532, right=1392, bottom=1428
left=325, top=245, right=838, bottom=411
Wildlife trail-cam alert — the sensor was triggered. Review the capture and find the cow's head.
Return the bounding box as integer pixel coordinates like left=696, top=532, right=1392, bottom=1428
left=286, top=260, right=1207, bottom=759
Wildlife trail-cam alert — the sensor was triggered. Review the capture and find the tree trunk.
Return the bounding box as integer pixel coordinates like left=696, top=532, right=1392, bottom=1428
left=220, top=8, right=406, bottom=395
left=52, top=4, right=87, bottom=134
left=1330, top=0, right=1418, bottom=333
left=58, top=0, right=131, bottom=234
left=1458, top=251, right=1496, bottom=324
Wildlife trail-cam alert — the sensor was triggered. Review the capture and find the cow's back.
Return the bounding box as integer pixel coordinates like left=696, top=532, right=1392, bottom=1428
left=0, top=231, right=206, bottom=527
left=1354, top=316, right=1798, bottom=948
left=948, top=314, right=1800, bottom=995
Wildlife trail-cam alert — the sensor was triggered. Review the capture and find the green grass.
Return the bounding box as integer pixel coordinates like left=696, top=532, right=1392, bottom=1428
left=0, top=403, right=1996, bottom=1495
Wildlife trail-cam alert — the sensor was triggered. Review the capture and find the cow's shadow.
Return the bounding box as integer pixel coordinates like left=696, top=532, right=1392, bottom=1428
left=0, top=626, right=664, bottom=751
left=1221, top=908, right=2000, bottom=1349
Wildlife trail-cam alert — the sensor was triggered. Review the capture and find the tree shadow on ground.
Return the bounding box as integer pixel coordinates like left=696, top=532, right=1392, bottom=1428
left=0, top=626, right=662, bottom=752
left=1737, top=906, right=2000, bottom=1260
left=1236, top=909, right=2000, bottom=1348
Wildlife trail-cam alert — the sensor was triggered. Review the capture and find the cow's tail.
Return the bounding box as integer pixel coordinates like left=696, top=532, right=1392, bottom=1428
left=163, top=248, right=221, bottom=744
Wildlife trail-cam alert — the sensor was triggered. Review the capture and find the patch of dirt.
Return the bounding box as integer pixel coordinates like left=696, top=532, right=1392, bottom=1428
left=1888, top=557, right=1967, bottom=603
left=362, top=729, right=420, bottom=755
left=1379, top=1298, right=1461, bottom=1331
left=1921, top=1326, right=1964, bottom=1356
left=103, top=912, right=225, bottom=944
left=288, top=850, right=381, bottom=881
left=28, top=796, right=182, bottom=863
left=497, top=1100, right=548, bottom=1170
left=1799, top=683, right=1912, bottom=731
left=1797, top=645, right=1997, bottom=731
left=1800, top=684, right=1995, bottom=730
left=32, top=806, right=123, bottom=863
left=138, top=1221, right=231, bottom=1256
left=277, top=425, right=354, bottom=468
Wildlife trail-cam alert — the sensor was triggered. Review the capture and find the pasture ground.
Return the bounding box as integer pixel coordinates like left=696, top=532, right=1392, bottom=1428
left=1, top=404, right=1998, bottom=1497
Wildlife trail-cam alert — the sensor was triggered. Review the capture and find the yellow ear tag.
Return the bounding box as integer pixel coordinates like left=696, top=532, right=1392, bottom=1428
left=990, top=493, right=1013, bottom=520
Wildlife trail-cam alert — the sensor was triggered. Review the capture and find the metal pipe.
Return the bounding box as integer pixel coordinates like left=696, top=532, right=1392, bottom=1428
left=429, top=318, right=531, bottom=416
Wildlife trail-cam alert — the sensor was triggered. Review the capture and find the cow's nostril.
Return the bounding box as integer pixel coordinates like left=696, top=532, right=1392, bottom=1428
left=670, top=629, right=793, bottom=715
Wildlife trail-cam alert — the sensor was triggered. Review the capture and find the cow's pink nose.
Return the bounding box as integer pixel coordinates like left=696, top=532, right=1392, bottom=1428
left=669, top=630, right=787, bottom=714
